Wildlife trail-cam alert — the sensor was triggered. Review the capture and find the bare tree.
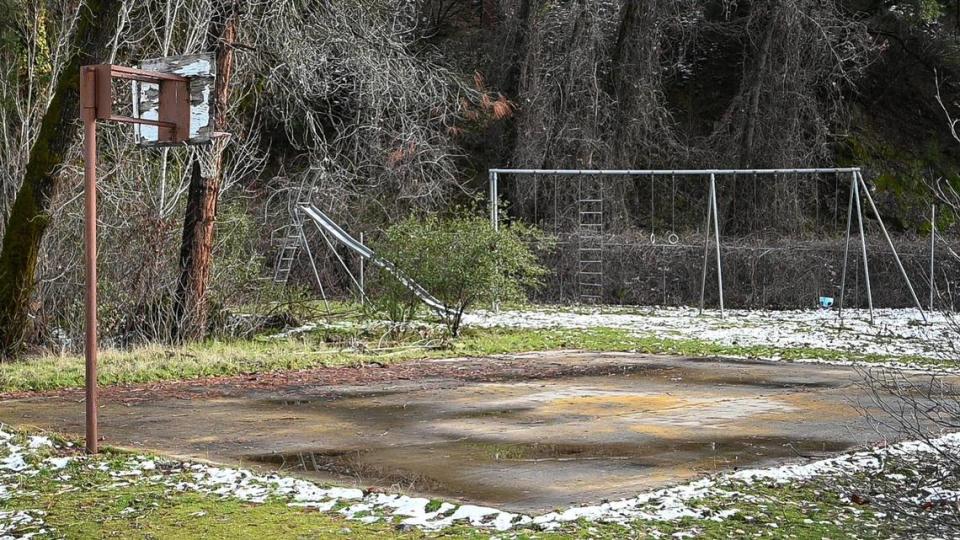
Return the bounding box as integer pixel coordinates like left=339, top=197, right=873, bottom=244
left=173, top=0, right=243, bottom=341
left=706, top=0, right=876, bottom=169
left=253, top=0, right=484, bottom=225
left=495, top=0, right=877, bottom=237
left=0, top=0, right=125, bottom=357
left=0, top=1, right=79, bottom=236
left=934, top=74, right=960, bottom=220
left=851, top=367, right=960, bottom=537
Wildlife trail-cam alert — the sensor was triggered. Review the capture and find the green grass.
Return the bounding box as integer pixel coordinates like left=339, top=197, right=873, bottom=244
left=8, top=486, right=875, bottom=539
left=0, top=429, right=896, bottom=540
left=0, top=323, right=940, bottom=394
left=9, top=477, right=446, bottom=539
left=641, top=483, right=891, bottom=539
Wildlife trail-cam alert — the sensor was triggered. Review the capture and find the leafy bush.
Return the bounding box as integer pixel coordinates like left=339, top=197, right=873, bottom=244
left=369, top=211, right=549, bottom=336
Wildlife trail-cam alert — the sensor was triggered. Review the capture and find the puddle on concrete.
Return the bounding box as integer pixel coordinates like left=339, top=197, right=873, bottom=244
left=246, top=436, right=853, bottom=510
left=252, top=437, right=849, bottom=473
left=252, top=449, right=455, bottom=494
left=620, top=368, right=847, bottom=390
left=459, top=437, right=851, bottom=463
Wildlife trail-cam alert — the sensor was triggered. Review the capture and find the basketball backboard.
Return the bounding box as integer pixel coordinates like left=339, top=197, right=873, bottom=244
left=79, top=54, right=220, bottom=454
left=134, top=53, right=216, bottom=146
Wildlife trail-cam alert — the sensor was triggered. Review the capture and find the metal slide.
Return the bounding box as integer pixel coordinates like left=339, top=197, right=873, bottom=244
left=298, top=204, right=454, bottom=316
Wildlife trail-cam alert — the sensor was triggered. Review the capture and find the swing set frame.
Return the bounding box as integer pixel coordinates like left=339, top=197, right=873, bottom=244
left=487, top=167, right=928, bottom=323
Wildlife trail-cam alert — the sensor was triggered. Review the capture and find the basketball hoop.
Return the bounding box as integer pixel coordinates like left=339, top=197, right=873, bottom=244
left=79, top=55, right=218, bottom=454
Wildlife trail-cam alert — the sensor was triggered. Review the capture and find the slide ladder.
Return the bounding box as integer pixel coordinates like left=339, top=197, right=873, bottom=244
left=272, top=186, right=314, bottom=284
left=297, top=204, right=453, bottom=317
left=273, top=220, right=302, bottom=284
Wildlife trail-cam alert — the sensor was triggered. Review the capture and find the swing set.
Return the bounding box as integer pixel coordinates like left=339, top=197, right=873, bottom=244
left=488, top=167, right=928, bottom=323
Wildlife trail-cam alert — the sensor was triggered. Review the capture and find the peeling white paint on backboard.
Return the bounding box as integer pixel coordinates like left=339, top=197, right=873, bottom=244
left=136, top=53, right=216, bottom=146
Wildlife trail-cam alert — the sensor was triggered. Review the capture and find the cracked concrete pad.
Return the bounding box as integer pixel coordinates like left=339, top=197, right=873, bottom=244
left=0, top=353, right=942, bottom=512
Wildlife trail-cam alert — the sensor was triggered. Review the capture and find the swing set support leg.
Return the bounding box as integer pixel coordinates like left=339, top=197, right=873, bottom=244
left=710, top=173, right=725, bottom=319
left=489, top=170, right=500, bottom=312
left=930, top=204, right=936, bottom=312
left=699, top=175, right=713, bottom=316
left=853, top=174, right=874, bottom=325
left=857, top=171, right=927, bottom=323
left=838, top=173, right=855, bottom=325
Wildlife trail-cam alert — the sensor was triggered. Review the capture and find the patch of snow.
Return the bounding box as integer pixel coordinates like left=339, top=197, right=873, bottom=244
left=0, top=449, right=26, bottom=472
left=44, top=457, right=71, bottom=470
left=380, top=495, right=432, bottom=517
left=464, top=306, right=956, bottom=366
left=324, top=486, right=364, bottom=500
left=0, top=510, right=45, bottom=539
left=266, top=323, right=317, bottom=339
left=27, top=436, right=52, bottom=449
left=340, top=502, right=372, bottom=518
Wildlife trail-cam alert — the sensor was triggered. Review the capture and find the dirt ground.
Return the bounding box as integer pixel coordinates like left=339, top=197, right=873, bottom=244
left=0, top=352, right=942, bottom=512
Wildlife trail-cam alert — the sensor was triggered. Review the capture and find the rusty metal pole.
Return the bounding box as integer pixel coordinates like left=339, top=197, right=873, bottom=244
left=80, top=67, right=99, bottom=454
left=75, top=62, right=197, bottom=454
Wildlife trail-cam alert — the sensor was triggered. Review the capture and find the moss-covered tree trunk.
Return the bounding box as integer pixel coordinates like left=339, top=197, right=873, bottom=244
left=0, top=0, right=123, bottom=357
left=172, top=0, right=240, bottom=341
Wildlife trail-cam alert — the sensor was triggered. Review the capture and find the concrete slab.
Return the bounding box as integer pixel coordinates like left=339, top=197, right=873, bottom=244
left=0, top=353, right=939, bottom=512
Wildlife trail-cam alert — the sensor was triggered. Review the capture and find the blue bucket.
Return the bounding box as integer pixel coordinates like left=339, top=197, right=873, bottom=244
left=818, top=296, right=834, bottom=309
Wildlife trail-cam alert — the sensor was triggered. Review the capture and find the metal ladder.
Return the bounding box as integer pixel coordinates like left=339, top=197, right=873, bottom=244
left=272, top=186, right=313, bottom=284
left=577, top=177, right=603, bottom=303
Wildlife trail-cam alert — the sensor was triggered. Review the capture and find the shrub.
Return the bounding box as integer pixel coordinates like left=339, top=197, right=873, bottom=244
left=369, top=211, right=549, bottom=336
